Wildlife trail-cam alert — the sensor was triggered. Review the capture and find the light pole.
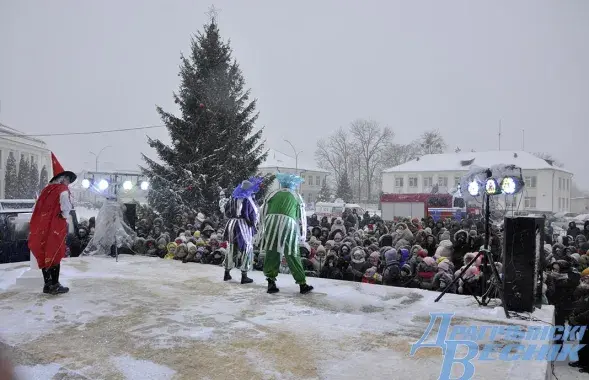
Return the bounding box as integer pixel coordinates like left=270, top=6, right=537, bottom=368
left=284, top=140, right=302, bottom=173
left=89, top=145, right=112, bottom=171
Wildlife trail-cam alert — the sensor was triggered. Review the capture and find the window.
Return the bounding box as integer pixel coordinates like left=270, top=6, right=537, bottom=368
left=409, top=177, right=418, bottom=187
left=524, top=196, right=536, bottom=209
left=559, top=198, right=562, bottom=210
left=567, top=179, right=570, bottom=191
left=0, top=150, right=2, bottom=169
left=395, top=177, right=404, bottom=187
left=301, top=175, right=305, bottom=184
left=506, top=196, right=517, bottom=208
left=307, top=193, right=312, bottom=202
left=316, top=176, right=321, bottom=186
left=423, top=177, right=433, bottom=187
left=454, top=177, right=461, bottom=187
left=566, top=198, right=569, bottom=209
left=438, top=177, right=448, bottom=187
left=558, top=178, right=562, bottom=190
left=308, top=176, right=313, bottom=186
left=524, top=176, right=537, bottom=188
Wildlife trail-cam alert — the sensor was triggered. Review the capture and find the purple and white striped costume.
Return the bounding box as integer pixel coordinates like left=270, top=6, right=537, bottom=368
left=222, top=196, right=259, bottom=272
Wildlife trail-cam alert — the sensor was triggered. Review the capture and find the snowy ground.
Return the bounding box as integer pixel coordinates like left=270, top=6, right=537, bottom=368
left=0, top=256, right=581, bottom=380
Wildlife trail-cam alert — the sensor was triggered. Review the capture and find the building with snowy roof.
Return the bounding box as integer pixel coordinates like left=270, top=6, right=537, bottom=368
left=0, top=123, right=52, bottom=199
left=382, top=150, right=573, bottom=214
left=258, top=149, right=329, bottom=206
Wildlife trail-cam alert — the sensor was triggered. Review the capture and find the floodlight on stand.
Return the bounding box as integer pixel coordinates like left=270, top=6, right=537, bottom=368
left=98, top=179, right=109, bottom=191
left=82, top=179, right=91, bottom=189
left=140, top=181, right=149, bottom=191
left=485, top=178, right=501, bottom=195
left=122, top=180, right=133, bottom=191
left=467, top=181, right=480, bottom=196
left=500, top=177, right=524, bottom=195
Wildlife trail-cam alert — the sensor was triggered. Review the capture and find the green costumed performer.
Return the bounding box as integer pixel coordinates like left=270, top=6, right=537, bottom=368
left=259, top=173, right=313, bottom=294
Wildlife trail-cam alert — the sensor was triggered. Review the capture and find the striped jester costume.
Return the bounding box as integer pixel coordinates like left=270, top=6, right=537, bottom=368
left=258, top=188, right=308, bottom=286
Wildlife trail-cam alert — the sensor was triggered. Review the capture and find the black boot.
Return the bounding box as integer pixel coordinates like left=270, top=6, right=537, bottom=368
left=300, top=283, right=314, bottom=294
left=569, top=361, right=583, bottom=368
left=240, top=271, right=253, bottom=284
left=223, top=270, right=232, bottom=281
left=267, top=279, right=279, bottom=293
left=50, top=264, right=69, bottom=294
left=42, top=268, right=53, bottom=294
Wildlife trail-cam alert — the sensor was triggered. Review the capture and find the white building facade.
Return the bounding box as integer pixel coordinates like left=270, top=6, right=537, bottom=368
left=258, top=149, right=329, bottom=207
left=382, top=151, right=573, bottom=214
left=0, top=123, right=52, bottom=199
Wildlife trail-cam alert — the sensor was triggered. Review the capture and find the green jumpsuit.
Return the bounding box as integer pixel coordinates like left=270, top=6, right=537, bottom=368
left=259, top=189, right=307, bottom=284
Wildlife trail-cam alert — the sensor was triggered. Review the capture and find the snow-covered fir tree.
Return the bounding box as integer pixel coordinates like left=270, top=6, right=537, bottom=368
left=336, top=172, right=354, bottom=203
left=16, top=155, right=30, bottom=199
left=4, top=153, right=18, bottom=199
left=29, top=160, right=39, bottom=198
left=317, top=179, right=332, bottom=202
left=141, top=16, right=266, bottom=222
left=38, top=165, right=48, bottom=192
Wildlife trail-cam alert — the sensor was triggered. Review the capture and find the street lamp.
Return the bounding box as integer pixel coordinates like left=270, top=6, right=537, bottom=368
left=89, top=145, right=112, bottom=171
left=284, top=139, right=303, bottom=172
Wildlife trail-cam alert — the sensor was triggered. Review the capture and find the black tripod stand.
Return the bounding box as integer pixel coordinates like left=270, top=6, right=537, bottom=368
left=435, top=184, right=510, bottom=318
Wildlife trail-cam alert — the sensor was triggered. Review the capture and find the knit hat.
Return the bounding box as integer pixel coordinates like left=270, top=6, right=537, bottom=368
left=193, top=231, right=201, bottom=238
left=417, top=249, right=428, bottom=258
left=581, top=268, right=589, bottom=277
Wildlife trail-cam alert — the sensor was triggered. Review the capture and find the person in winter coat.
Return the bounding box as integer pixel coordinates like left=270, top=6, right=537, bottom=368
left=28, top=153, right=75, bottom=295
left=568, top=221, right=582, bottom=239
left=546, top=260, right=581, bottom=346
left=423, top=235, right=438, bottom=257
left=466, top=230, right=483, bottom=252
left=309, top=214, right=320, bottom=227
left=331, top=218, right=347, bottom=235
left=320, top=253, right=343, bottom=279
left=452, top=230, right=469, bottom=271
left=381, top=248, right=401, bottom=286
left=416, top=256, right=438, bottom=290
left=320, top=216, right=331, bottom=229
left=433, top=258, right=456, bottom=293
left=568, top=271, right=589, bottom=373
left=584, top=220, right=589, bottom=241
left=346, top=247, right=371, bottom=282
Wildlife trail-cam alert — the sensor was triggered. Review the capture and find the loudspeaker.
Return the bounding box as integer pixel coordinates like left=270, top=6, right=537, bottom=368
left=502, top=216, right=545, bottom=312
left=123, top=203, right=137, bottom=231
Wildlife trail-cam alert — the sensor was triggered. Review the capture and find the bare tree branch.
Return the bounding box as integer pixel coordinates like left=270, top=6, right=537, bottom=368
left=349, top=119, right=393, bottom=201
left=419, top=129, right=447, bottom=155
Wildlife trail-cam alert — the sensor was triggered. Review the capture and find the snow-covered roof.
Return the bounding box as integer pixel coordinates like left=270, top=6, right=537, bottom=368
left=383, top=150, right=572, bottom=174
left=259, top=148, right=328, bottom=173
left=0, top=123, right=47, bottom=146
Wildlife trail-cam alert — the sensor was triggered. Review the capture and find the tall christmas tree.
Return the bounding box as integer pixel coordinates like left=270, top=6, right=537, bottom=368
left=16, top=155, right=30, bottom=199
left=142, top=15, right=266, bottom=222
left=38, top=165, right=49, bottom=192
left=336, top=172, right=354, bottom=203
left=29, top=161, right=40, bottom=198
left=4, top=153, right=18, bottom=199
left=317, top=179, right=332, bottom=202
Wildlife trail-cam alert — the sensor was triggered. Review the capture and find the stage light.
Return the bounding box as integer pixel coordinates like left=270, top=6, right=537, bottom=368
left=140, top=181, right=149, bottom=191
left=485, top=178, right=501, bottom=195
left=123, top=181, right=133, bottom=191
left=98, top=179, right=109, bottom=191
left=467, top=181, right=480, bottom=196
left=500, top=177, right=523, bottom=195
left=82, top=179, right=91, bottom=189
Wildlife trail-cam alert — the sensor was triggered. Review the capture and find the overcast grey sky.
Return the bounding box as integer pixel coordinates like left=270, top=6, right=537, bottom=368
left=1, top=1, right=588, bottom=187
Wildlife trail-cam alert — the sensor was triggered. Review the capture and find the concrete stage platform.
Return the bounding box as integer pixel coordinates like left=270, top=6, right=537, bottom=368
left=0, top=256, right=563, bottom=379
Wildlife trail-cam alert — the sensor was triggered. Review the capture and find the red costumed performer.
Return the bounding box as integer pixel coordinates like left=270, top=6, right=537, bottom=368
left=28, top=153, right=76, bottom=294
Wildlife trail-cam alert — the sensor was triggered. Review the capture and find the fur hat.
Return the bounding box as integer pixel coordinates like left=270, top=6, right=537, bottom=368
left=351, top=247, right=366, bottom=264
left=424, top=227, right=432, bottom=235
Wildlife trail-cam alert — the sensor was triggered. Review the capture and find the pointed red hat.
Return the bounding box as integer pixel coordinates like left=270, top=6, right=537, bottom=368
left=50, top=152, right=77, bottom=183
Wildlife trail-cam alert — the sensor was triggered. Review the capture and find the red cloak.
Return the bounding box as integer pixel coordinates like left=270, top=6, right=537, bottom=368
left=28, top=183, right=69, bottom=269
